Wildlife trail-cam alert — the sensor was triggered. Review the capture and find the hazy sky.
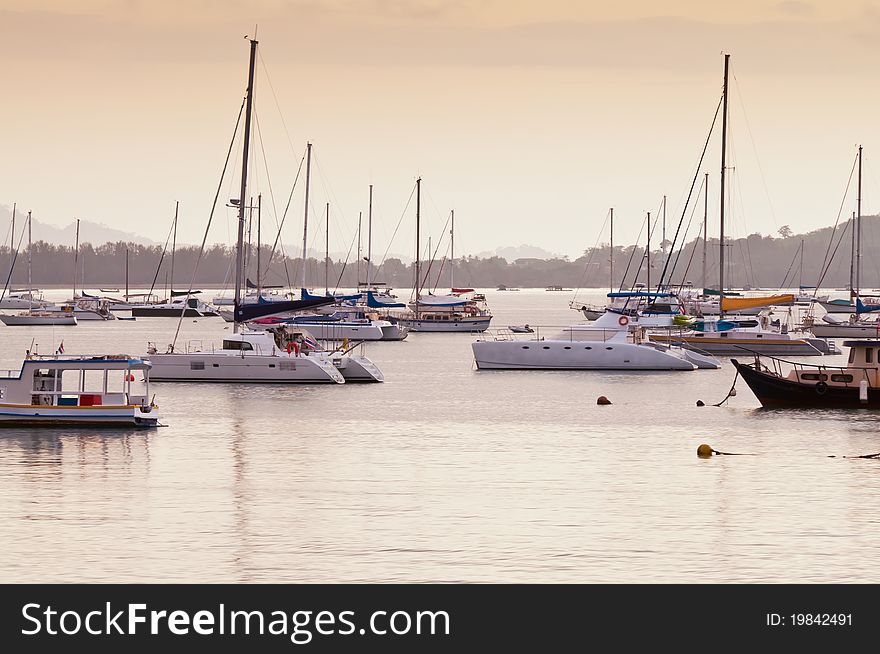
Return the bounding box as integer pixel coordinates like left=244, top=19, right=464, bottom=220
left=3, top=0, right=880, bottom=259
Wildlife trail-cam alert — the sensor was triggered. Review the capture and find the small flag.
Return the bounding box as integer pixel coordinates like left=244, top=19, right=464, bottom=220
left=56, top=341, right=64, bottom=355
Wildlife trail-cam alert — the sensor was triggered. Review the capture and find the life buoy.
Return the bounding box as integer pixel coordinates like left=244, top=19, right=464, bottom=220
left=618, top=315, right=630, bottom=326
left=815, top=381, right=828, bottom=395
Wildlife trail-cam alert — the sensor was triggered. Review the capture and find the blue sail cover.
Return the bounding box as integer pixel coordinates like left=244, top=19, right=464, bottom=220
left=856, top=298, right=880, bottom=314
left=300, top=287, right=361, bottom=303
left=366, top=291, right=405, bottom=308
left=235, top=297, right=335, bottom=322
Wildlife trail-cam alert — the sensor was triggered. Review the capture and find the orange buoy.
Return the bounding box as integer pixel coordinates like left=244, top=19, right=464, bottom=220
left=697, top=444, right=714, bottom=458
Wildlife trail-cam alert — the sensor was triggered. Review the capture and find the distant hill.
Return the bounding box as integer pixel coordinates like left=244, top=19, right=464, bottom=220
left=0, top=205, right=158, bottom=247
left=475, top=245, right=563, bottom=261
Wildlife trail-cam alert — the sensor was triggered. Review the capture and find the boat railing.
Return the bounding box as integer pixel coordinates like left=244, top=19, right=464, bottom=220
left=480, top=325, right=623, bottom=343
left=740, top=351, right=871, bottom=387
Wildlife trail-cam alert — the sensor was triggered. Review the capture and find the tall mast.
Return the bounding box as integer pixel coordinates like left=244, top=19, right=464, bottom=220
left=450, top=209, right=455, bottom=289
left=662, top=195, right=667, bottom=259
left=367, top=184, right=373, bottom=288
left=73, top=218, right=80, bottom=299
left=719, top=53, right=730, bottom=317
left=856, top=144, right=862, bottom=297
left=702, top=173, right=708, bottom=291
left=798, top=239, right=804, bottom=290
left=27, top=211, right=32, bottom=305
left=415, top=177, right=421, bottom=318
left=325, top=201, right=330, bottom=296
left=609, top=207, right=614, bottom=293
left=233, top=37, right=258, bottom=333
left=850, top=211, right=856, bottom=296
left=357, top=211, right=362, bottom=285
left=125, top=247, right=129, bottom=300
left=646, top=211, right=651, bottom=292
left=256, top=193, right=262, bottom=297
left=170, top=200, right=178, bottom=294
left=301, top=141, right=312, bottom=291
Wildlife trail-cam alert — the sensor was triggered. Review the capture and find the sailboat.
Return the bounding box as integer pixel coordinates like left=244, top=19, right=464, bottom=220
left=0, top=211, right=77, bottom=326
left=647, top=55, right=835, bottom=356
left=144, top=38, right=383, bottom=383
left=390, top=181, right=492, bottom=332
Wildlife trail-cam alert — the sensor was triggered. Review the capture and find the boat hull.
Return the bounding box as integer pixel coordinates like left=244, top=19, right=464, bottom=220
left=131, top=308, right=216, bottom=317
left=472, top=339, right=697, bottom=370
left=146, top=352, right=345, bottom=383
left=398, top=317, right=491, bottom=332
left=289, top=321, right=387, bottom=341
left=732, top=359, right=880, bottom=408
left=649, top=334, right=824, bottom=356
left=809, top=324, right=880, bottom=339
left=0, top=315, right=78, bottom=326
left=0, top=404, right=158, bottom=427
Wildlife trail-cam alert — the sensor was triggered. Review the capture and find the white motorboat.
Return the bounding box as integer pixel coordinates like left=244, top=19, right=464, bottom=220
left=0, top=290, right=52, bottom=310
left=131, top=297, right=217, bottom=317
left=0, top=352, right=159, bottom=427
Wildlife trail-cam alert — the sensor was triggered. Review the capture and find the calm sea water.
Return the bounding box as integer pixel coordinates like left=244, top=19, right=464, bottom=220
left=1, top=288, right=879, bottom=583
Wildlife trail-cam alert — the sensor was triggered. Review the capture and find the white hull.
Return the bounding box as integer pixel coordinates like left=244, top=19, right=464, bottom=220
left=398, top=317, right=492, bottom=332
left=379, top=323, right=409, bottom=340
left=290, top=321, right=387, bottom=341
left=147, top=352, right=346, bottom=383
left=0, top=314, right=78, bottom=326
left=0, top=404, right=157, bottom=427
left=472, top=339, right=698, bottom=370
left=649, top=333, right=826, bottom=356
left=817, top=300, right=856, bottom=314
left=0, top=298, right=51, bottom=310
left=809, top=324, right=880, bottom=339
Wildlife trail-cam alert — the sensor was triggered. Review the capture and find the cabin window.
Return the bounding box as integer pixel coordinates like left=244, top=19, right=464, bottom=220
left=849, top=349, right=856, bottom=364
left=542, top=346, right=550, bottom=350
left=223, top=340, right=253, bottom=351
left=585, top=346, right=592, bottom=350
left=867, top=348, right=874, bottom=364
left=756, top=334, right=763, bottom=338
left=269, top=364, right=276, bottom=368
left=831, top=374, right=853, bottom=383
left=522, top=346, right=530, bottom=349
left=564, top=346, right=571, bottom=350
left=800, top=373, right=828, bottom=381
left=190, top=361, right=205, bottom=370
left=606, top=347, right=613, bottom=350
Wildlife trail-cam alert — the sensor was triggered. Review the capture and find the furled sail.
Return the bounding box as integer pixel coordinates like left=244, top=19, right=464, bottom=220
left=235, top=297, right=334, bottom=322
left=720, top=294, right=795, bottom=311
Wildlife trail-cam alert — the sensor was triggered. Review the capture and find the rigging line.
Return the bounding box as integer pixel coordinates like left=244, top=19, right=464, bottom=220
left=333, top=226, right=360, bottom=293
left=667, top=176, right=705, bottom=287
left=253, top=108, right=291, bottom=289
left=373, top=182, right=417, bottom=281
left=263, top=151, right=305, bottom=287
left=630, top=196, right=666, bottom=290
left=618, top=214, right=647, bottom=292
left=147, top=207, right=179, bottom=301
left=257, top=50, right=298, bottom=160
left=420, top=211, right=452, bottom=290
left=0, top=217, right=30, bottom=301
left=675, top=218, right=703, bottom=295
left=657, top=94, right=723, bottom=288
left=732, top=71, right=778, bottom=229
left=814, top=150, right=859, bottom=288
left=814, top=217, right=854, bottom=292
left=170, top=97, right=245, bottom=351
left=777, top=242, right=801, bottom=289
left=571, top=208, right=611, bottom=300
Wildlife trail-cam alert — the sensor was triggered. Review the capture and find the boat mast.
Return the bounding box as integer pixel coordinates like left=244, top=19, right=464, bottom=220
left=170, top=200, right=178, bottom=294
left=233, top=37, right=258, bottom=334
left=662, top=194, right=667, bottom=260
left=798, top=238, right=804, bottom=290
left=719, top=53, right=730, bottom=317
left=702, top=173, right=708, bottom=292
left=367, top=184, right=373, bottom=288
left=9, top=203, right=14, bottom=291
left=325, top=201, right=330, bottom=296
left=256, top=193, right=262, bottom=297
left=301, top=141, right=312, bottom=292
left=73, top=218, right=80, bottom=299
left=415, top=177, right=421, bottom=319
left=646, top=211, right=651, bottom=292
left=856, top=144, right=862, bottom=298
left=357, top=211, right=362, bottom=285
left=609, top=207, right=614, bottom=293
left=27, top=211, right=32, bottom=305
left=125, top=247, right=129, bottom=300
left=450, top=209, right=455, bottom=290
left=850, top=211, right=856, bottom=297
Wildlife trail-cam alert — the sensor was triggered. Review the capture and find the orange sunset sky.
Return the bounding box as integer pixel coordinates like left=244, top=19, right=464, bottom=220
left=2, top=1, right=880, bottom=258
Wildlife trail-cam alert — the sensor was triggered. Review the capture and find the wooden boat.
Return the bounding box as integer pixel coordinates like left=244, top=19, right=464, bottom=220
left=732, top=340, right=880, bottom=408
left=0, top=354, right=159, bottom=427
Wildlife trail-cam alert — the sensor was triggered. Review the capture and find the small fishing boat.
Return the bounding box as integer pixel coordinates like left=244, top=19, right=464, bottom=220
left=732, top=340, right=880, bottom=408
left=0, top=352, right=159, bottom=427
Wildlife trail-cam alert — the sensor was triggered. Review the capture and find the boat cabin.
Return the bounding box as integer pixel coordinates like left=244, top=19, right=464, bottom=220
left=787, top=340, right=880, bottom=387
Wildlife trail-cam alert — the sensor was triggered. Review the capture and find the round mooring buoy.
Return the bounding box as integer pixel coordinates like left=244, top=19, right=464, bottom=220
left=697, top=443, right=714, bottom=458
left=596, top=396, right=612, bottom=405
left=696, top=400, right=705, bottom=407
